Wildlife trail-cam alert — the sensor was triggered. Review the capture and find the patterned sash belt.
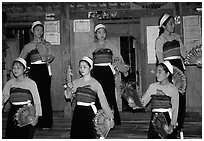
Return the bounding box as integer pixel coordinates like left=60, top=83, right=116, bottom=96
left=151, top=95, right=172, bottom=109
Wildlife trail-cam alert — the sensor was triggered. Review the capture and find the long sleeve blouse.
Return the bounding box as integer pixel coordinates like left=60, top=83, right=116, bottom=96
left=71, top=77, right=114, bottom=120
left=141, top=82, right=179, bottom=126
left=2, top=77, right=42, bottom=116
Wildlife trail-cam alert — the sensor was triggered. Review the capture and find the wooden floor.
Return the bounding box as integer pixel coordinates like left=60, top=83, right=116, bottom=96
left=2, top=111, right=202, bottom=139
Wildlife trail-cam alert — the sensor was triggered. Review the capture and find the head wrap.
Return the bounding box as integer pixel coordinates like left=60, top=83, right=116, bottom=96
left=14, top=57, right=27, bottom=71
left=94, top=24, right=106, bottom=32
left=80, top=56, right=93, bottom=70
left=159, top=14, right=171, bottom=27
left=31, top=21, right=43, bottom=32
left=162, top=61, right=173, bottom=74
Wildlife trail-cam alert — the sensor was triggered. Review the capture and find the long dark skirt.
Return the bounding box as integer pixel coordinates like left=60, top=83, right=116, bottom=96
left=70, top=105, right=96, bottom=139
left=29, top=64, right=53, bottom=128
left=5, top=104, right=35, bottom=139
left=92, top=65, right=121, bottom=125
left=168, top=59, right=186, bottom=131
left=148, top=112, right=177, bottom=139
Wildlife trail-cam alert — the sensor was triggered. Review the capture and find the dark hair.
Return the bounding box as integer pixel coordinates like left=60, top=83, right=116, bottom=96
left=33, top=24, right=44, bottom=31
left=158, top=14, right=173, bottom=36
left=157, top=63, right=173, bottom=83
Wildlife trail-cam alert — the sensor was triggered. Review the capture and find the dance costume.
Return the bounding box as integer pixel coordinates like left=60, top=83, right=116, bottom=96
left=87, top=40, right=123, bottom=125
left=142, top=82, right=179, bottom=139
left=70, top=77, right=113, bottom=139
left=3, top=77, right=42, bottom=138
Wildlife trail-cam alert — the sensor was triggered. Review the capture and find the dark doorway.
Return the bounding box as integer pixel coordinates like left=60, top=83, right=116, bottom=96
left=120, top=36, right=136, bottom=111
left=120, top=36, right=136, bottom=82
left=6, top=26, right=31, bottom=52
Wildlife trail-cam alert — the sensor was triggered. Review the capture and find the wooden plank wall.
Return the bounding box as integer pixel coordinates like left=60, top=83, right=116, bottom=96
left=185, top=66, right=202, bottom=112
left=70, top=19, right=94, bottom=79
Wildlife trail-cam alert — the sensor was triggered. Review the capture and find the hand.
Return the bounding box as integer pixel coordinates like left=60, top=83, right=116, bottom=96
left=109, top=119, right=115, bottom=128
left=127, top=98, right=136, bottom=109
left=164, top=124, right=173, bottom=134
left=64, top=89, right=72, bottom=99
left=47, top=54, right=55, bottom=63
left=196, top=59, right=202, bottom=68
left=67, top=82, right=73, bottom=89
left=31, top=116, right=39, bottom=126
left=123, top=71, right=129, bottom=77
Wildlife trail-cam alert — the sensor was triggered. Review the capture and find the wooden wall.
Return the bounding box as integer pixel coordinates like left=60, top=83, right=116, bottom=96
left=70, top=20, right=94, bottom=79
left=185, top=66, right=202, bottom=112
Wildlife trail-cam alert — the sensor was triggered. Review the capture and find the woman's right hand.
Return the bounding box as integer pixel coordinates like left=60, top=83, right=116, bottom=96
left=109, top=118, right=115, bottom=128
left=31, top=116, right=39, bottom=126
left=67, top=82, right=73, bottom=89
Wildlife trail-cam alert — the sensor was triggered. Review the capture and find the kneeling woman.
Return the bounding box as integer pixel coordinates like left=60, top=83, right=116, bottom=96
left=67, top=56, right=114, bottom=139
left=141, top=61, right=179, bottom=139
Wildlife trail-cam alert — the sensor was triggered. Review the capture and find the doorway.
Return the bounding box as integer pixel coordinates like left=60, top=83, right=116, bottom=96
left=120, top=36, right=138, bottom=111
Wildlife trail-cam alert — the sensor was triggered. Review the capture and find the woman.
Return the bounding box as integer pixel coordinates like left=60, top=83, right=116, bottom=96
left=87, top=24, right=129, bottom=125
left=2, top=57, right=42, bottom=138
left=141, top=61, right=179, bottom=139
left=19, top=21, right=54, bottom=129
left=67, top=56, right=114, bottom=139
left=155, top=13, right=186, bottom=133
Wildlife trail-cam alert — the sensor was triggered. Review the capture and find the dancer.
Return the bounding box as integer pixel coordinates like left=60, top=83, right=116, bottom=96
left=3, top=57, right=42, bottom=138
left=20, top=21, right=54, bottom=129
left=67, top=56, right=114, bottom=139
left=87, top=24, right=129, bottom=125
left=141, top=61, right=179, bottom=139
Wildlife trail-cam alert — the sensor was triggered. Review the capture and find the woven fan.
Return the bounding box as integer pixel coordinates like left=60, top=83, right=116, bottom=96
left=152, top=113, right=168, bottom=139
left=121, top=84, right=144, bottom=109
left=185, top=44, right=202, bottom=67
left=14, top=104, right=36, bottom=127
left=93, top=109, right=111, bottom=138
left=172, top=66, right=186, bottom=93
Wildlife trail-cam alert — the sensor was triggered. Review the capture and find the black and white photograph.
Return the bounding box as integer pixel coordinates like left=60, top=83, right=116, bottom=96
left=2, top=1, right=202, bottom=139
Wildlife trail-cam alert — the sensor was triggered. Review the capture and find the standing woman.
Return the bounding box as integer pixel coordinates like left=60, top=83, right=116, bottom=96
left=3, top=57, right=42, bottom=138
left=141, top=61, right=179, bottom=139
left=155, top=14, right=187, bottom=134
left=19, top=21, right=55, bottom=129
left=87, top=24, right=128, bottom=125
left=68, top=56, right=114, bottom=139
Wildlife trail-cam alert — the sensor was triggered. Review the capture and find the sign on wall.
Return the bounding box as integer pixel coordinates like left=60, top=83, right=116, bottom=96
left=73, top=19, right=90, bottom=32
left=44, top=21, right=60, bottom=45
left=44, top=32, right=60, bottom=45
